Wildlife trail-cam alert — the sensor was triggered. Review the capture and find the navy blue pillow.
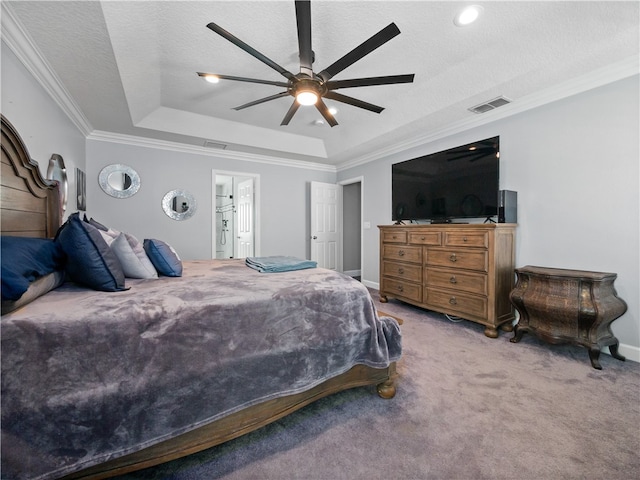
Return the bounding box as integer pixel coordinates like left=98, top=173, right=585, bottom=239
left=1, top=236, right=65, bottom=301
left=55, top=213, right=127, bottom=292
left=143, top=239, right=182, bottom=277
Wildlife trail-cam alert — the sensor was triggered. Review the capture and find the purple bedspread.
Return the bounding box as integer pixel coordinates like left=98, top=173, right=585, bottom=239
left=1, top=259, right=401, bottom=480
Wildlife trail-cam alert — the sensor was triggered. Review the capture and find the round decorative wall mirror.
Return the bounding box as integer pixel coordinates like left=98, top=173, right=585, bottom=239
left=98, top=164, right=140, bottom=198
left=162, top=189, right=197, bottom=221
left=46, top=154, right=68, bottom=212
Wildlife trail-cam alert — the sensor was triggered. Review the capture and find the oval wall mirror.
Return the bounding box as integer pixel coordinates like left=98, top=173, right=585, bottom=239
left=46, top=154, right=68, bottom=212
left=98, top=164, right=140, bottom=198
left=162, top=189, right=197, bottom=221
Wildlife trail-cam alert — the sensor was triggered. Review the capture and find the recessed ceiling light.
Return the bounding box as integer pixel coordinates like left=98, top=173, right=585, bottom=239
left=328, top=107, right=338, bottom=115
left=454, top=5, right=483, bottom=27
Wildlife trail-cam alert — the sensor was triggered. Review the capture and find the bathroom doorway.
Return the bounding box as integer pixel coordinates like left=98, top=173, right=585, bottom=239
left=212, top=171, right=260, bottom=259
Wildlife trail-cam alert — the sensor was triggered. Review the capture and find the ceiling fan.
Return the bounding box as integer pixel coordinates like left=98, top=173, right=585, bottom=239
left=197, top=0, right=415, bottom=127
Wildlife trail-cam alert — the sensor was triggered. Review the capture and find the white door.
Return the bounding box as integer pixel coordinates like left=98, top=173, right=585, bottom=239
left=236, top=178, right=254, bottom=258
left=310, top=181, right=342, bottom=270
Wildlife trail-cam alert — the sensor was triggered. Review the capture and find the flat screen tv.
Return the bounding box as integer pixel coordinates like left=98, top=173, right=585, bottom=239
left=392, top=136, right=499, bottom=223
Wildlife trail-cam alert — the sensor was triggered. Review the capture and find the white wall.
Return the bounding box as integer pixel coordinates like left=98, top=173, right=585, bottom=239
left=1, top=42, right=86, bottom=216
left=338, top=75, right=640, bottom=358
left=85, top=139, right=336, bottom=260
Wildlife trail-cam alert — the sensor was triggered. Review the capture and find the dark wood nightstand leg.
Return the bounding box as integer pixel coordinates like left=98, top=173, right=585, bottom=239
left=588, top=347, right=603, bottom=370
left=510, top=327, right=525, bottom=343
left=609, top=341, right=626, bottom=362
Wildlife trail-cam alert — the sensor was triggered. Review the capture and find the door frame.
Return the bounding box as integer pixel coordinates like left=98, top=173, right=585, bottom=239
left=338, top=176, right=364, bottom=279
left=212, top=170, right=261, bottom=259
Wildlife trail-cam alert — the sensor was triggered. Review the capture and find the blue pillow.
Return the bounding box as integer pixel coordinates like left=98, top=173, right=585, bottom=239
left=55, top=213, right=127, bottom=291
left=1, top=236, right=65, bottom=301
left=143, top=239, right=182, bottom=277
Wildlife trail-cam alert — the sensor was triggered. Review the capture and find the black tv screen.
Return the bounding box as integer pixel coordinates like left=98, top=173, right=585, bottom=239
left=392, top=136, right=499, bottom=222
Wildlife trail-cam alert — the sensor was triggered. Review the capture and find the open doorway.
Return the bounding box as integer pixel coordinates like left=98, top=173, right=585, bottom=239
left=212, top=171, right=260, bottom=259
left=340, top=177, right=363, bottom=280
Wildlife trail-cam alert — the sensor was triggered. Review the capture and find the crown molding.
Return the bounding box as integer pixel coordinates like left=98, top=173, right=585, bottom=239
left=336, top=55, right=640, bottom=172
left=87, top=130, right=337, bottom=173
left=1, top=3, right=93, bottom=136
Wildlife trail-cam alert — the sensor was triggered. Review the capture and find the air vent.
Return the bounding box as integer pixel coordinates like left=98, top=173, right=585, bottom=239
left=468, top=96, right=512, bottom=114
left=203, top=140, right=227, bottom=150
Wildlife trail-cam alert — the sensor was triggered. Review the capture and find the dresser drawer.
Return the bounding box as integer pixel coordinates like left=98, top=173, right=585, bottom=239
left=444, top=231, right=489, bottom=248
left=383, top=279, right=422, bottom=303
left=383, top=261, right=422, bottom=282
left=382, top=230, right=407, bottom=243
left=426, top=267, right=488, bottom=296
left=425, top=288, right=487, bottom=319
left=408, top=231, right=442, bottom=246
left=427, top=248, right=488, bottom=272
left=382, top=245, right=422, bottom=264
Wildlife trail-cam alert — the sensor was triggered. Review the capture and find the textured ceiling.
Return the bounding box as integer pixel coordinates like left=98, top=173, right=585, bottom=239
left=3, top=1, right=639, bottom=167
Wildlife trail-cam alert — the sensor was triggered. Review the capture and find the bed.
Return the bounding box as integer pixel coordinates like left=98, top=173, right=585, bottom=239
left=0, top=115, right=402, bottom=480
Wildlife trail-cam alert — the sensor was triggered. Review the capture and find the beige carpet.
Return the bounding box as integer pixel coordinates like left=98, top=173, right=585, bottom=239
left=120, top=290, right=640, bottom=480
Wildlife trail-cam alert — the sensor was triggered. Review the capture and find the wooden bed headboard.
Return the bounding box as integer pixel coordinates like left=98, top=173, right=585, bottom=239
left=1, top=114, right=61, bottom=238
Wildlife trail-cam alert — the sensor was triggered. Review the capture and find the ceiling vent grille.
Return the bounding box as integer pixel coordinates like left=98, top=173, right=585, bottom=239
left=468, top=96, right=512, bottom=114
left=203, top=140, right=227, bottom=150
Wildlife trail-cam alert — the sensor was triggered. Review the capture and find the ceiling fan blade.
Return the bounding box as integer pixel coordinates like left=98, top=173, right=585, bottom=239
left=324, top=91, right=384, bottom=114
left=233, top=91, right=290, bottom=111
left=326, top=74, right=415, bottom=90
left=317, top=23, right=401, bottom=82
left=207, top=22, right=295, bottom=80
left=281, top=101, right=301, bottom=125
left=295, top=0, right=313, bottom=76
left=315, top=99, right=339, bottom=127
left=197, top=72, right=289, bottom=88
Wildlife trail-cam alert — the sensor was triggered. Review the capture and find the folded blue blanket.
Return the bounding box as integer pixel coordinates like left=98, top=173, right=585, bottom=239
left=246, top=256, right=317, bottom=273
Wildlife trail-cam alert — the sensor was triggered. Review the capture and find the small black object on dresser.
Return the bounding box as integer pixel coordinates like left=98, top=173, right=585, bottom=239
left=509, top=266, right=627, bottom=369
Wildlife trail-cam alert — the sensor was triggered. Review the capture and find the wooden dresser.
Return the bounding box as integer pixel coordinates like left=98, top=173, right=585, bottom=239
left=378, top=224, right=516, bottom=337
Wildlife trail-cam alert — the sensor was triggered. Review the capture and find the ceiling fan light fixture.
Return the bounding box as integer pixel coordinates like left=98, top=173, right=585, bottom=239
left=296, top=90, right=319, bottom=106
left=454, top=5, right=483, bottom=26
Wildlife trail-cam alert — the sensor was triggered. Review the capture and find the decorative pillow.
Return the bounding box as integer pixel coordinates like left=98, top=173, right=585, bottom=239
left=2, top=271, right=65, bottom=315
left=55, top=213, right=127, bottom=291
left=83, top=214, right=109, bottom=232
left=143, top=239, right=182, bottom=277
left=111, top=233, right=158, bottom=279
left=1, top=236, right=66, bottom=301
left=99, top=230, right=117, bottom=246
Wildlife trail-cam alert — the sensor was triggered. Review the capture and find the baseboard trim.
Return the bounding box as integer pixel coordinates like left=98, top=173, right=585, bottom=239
left=362, top=280, right=379, bottom=289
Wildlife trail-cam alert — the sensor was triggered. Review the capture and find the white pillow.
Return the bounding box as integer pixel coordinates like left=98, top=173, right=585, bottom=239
left=111, top=233, right=158, bottom=279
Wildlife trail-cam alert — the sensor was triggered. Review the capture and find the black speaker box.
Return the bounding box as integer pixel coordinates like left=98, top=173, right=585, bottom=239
left=498, top=190, right=517, bottom=223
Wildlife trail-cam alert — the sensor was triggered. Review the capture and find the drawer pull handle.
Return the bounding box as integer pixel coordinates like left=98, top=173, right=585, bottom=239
left=449, top=253, right=457, bottom=262
left=397, top=285, right=404, bottom=292
left=420, top=236, right=426, bottom=240
left=449, top=276, right=457, bottom=284
left=449, top=296, right=457, bottom=305
left=398, top=268, right=405, bottom=275
left=463, top=237, right=468, bottom=242
left=392, top=235, right=397, bottom=239
left=398, top=250, right=405, bottom=257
